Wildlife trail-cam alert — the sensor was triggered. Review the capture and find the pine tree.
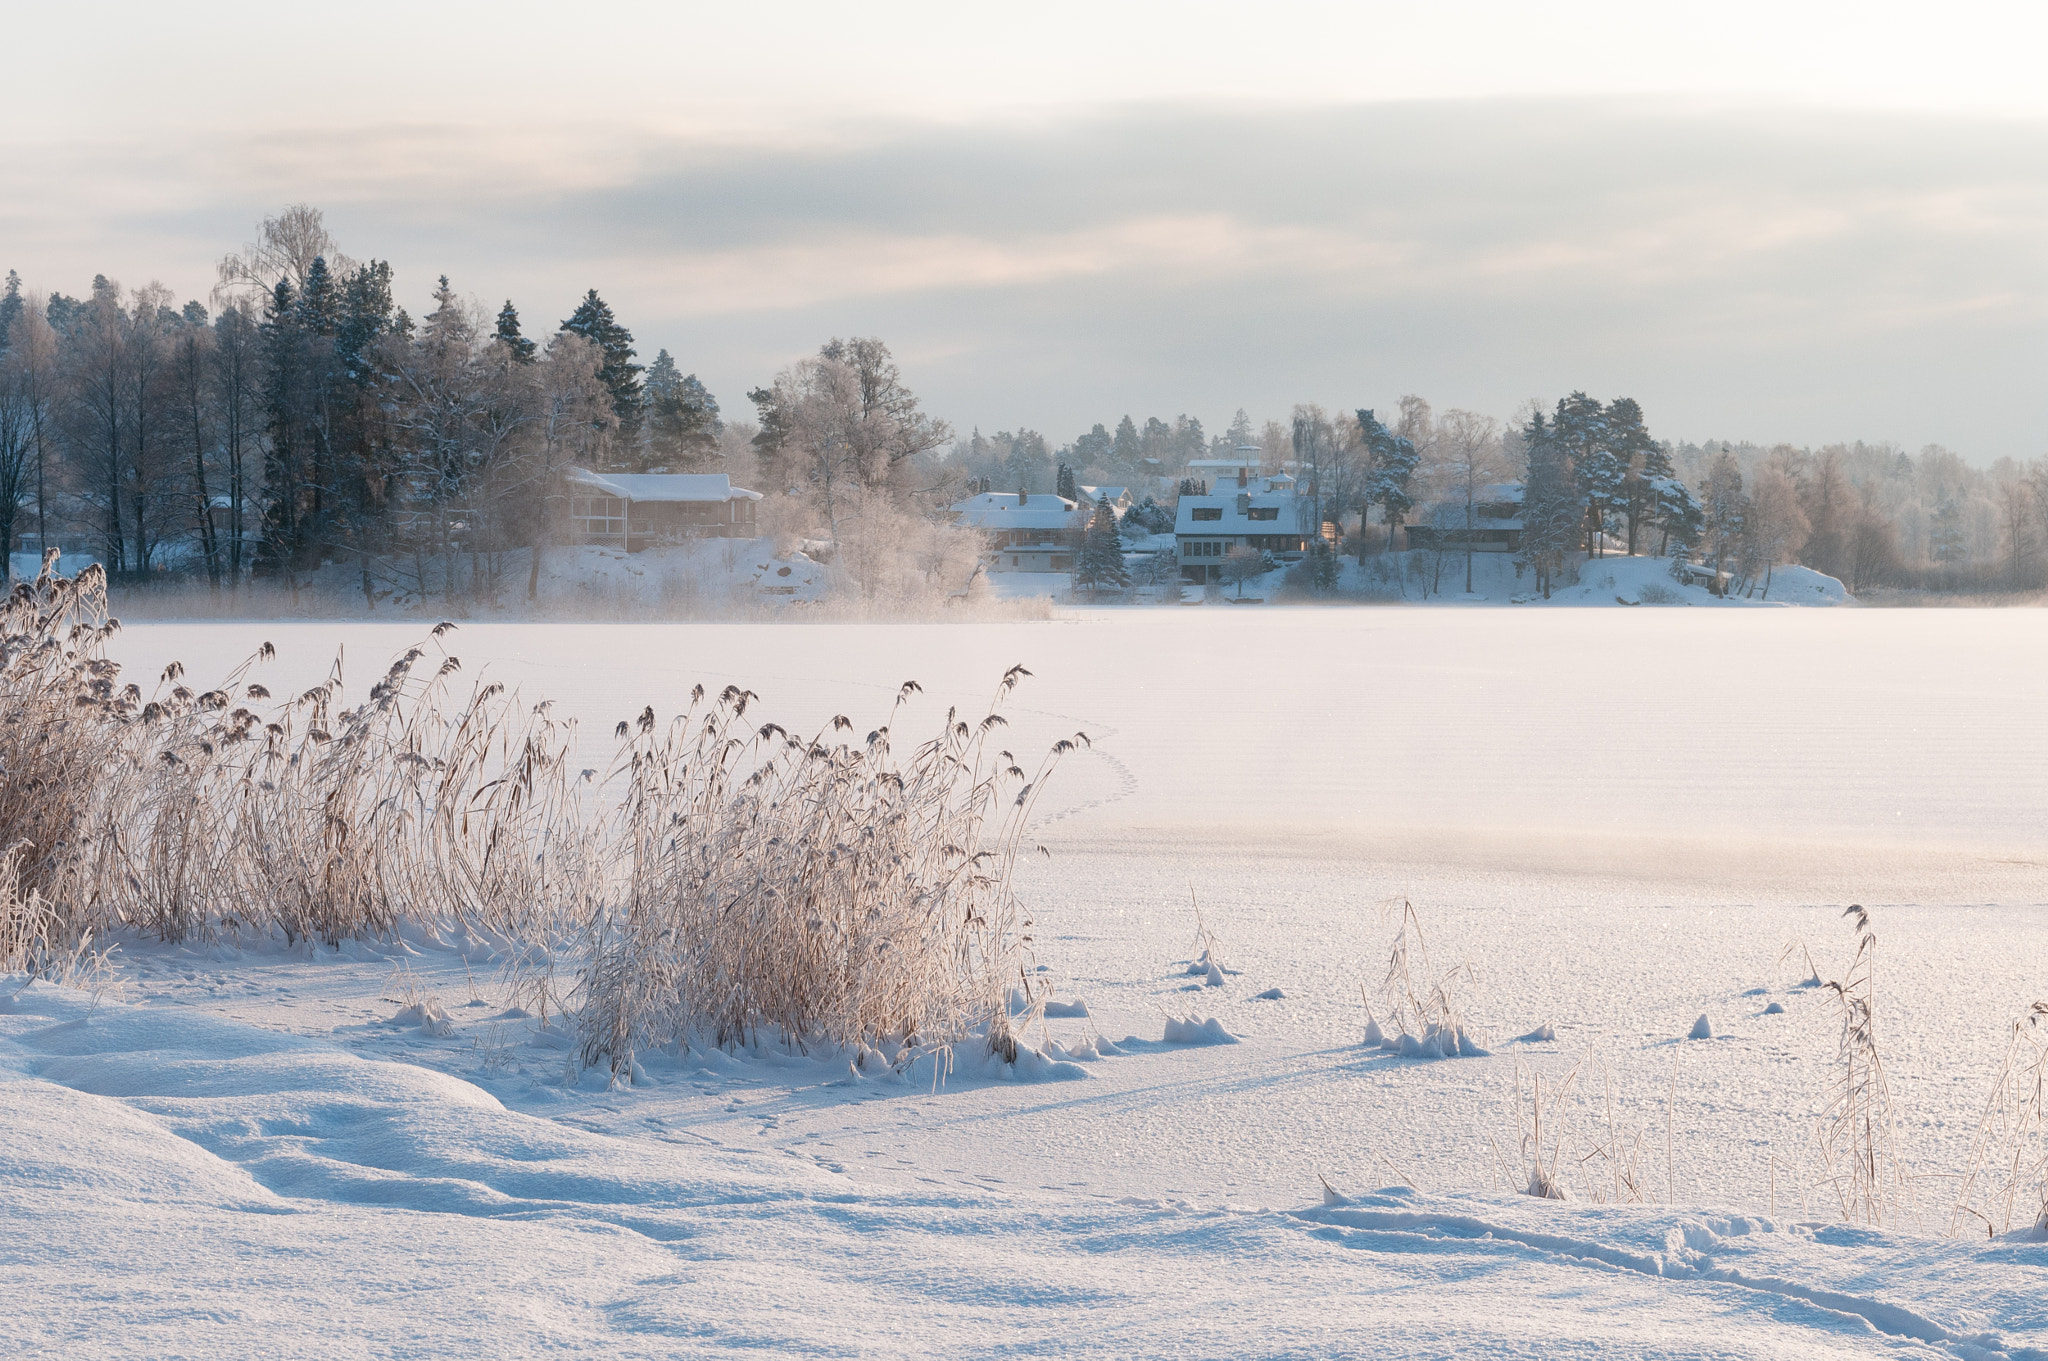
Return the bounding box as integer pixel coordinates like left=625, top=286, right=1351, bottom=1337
left=493, top=300, right=536, bottom=363
left=1606, top=396, right=1668, bottom=553
left=1072, top=423, right=1112, bottom=469
left=1073, top=499, right=1129, bottom=597
left=1553, top=391, right=1619, bottom=556
left=1359, top=408, right=1420, bottom=555
left=559, top=289, right=642, bottom=445
left=1055, top=461, right=1076, bottom=501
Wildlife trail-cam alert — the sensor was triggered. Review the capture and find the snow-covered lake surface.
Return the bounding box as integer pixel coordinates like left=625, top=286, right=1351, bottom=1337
left=9, top=610, right=2047, bottom=1356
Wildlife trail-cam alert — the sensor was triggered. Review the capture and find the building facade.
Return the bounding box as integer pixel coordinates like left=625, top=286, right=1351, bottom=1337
left=951, top=491, right=1089, bottom=572
left=565, top=468, right=763, bottom=549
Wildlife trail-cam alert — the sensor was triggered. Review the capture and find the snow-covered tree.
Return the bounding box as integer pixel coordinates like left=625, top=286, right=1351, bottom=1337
left=1358, top=407, right=1420, bottom=560
left=558, top=289, right=641, bottom=446
left=493, top=300, right=536, bottom=364
left=1073, top=499, right=1129, bottom=597
left=1055, top=460, right=1076, bottom=501
left=1514, top=411, right=1582, bottom=598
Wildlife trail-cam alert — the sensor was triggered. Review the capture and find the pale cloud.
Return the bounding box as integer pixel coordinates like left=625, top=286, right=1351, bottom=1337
left=3, top=100, right=2044, bottom=458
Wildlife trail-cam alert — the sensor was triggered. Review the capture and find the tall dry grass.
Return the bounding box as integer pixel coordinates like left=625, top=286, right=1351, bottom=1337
left=0, top=557, right=1073, bottom=1076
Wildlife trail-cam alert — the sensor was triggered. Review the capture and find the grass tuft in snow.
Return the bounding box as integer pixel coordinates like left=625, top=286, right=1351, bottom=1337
left=1952, top=1000, right=2048, bottom=1238
left=1814, top=904, right=1912, bottom=1227
left=1364, top=897, right=1486, bottom=1059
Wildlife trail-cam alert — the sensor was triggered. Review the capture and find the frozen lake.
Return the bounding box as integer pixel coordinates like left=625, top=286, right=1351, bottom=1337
left=112, top=608, right=2048, bottom=903
left=10, top=607, right=2046, bottom=1356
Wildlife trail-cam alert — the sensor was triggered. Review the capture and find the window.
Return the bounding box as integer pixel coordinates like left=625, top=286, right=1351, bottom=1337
left=1191, top=507, right=1222, bottom=521
left=571, top=495, right=626, bottom=540
left=1246, top=506, right=1278, bottom=521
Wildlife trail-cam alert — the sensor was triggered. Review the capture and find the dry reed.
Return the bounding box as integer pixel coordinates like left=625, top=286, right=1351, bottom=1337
left=1952, top=1000, right=2048, bottom=1237
left=1814, top=904, right=1912, bottom=1226
left=0, top=557, right=1075, bottom=1078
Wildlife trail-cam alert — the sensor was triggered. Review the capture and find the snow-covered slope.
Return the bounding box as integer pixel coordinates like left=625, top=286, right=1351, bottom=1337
left=7, top=977, right=2044, bottom=1358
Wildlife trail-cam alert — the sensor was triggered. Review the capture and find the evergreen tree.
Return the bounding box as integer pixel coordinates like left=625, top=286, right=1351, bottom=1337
left=1073, top=499, right=1130, bottom=597
left=1055, top=461, right=1076, bottom=501
left=493, top=300, right=536, bottom=363
left=1306, top=538, right=1340, bottom=595
left=1071, top=422, right=1112, bottom=469
left=1700, top=451, right=1749, bottom=578
left=1930, top=496, right=1967, bottom=564
left=0, top=270, right=21, bottom=352
left=1514, top=412, right=1582, bottom=598
left=1605, top=396, right=1669, bottom=553
left=1110, top=415, right=1141, bottom=473
left=1653, top=475, right=1704, bottom=558
left=559, top=289, right=642, bottom=444
left=1553, top=391, right=1619, bottom=556
left=1225, top=408, right=1255, bottom=449
left=643, top=349, right=722, bottom=471
left=1358, top=407, right=1420, bottom=556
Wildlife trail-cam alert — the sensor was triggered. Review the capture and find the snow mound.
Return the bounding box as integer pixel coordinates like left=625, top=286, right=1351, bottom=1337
left=1689, top=1014, right=1714, bottom=1040
left=1042, top=998, right=1090, bottom=1018
left=1516, top=1023, right=1557, bottom=1043
left=1763, top=1001, right=1787, bottom=1015
left=1162, top=1016, right=1238, bottom=1045
left=1253, top=987, right=1285, bottom=1000
left=387, top=999, right=455, bottom=1037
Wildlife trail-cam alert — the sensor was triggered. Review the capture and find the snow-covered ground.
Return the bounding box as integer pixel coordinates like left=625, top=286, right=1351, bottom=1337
left=9, top=611, right=2047, bottom=1356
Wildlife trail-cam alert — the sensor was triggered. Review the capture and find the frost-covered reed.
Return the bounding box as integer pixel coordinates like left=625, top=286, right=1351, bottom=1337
left=0, top=557, right=1074, bottom=1074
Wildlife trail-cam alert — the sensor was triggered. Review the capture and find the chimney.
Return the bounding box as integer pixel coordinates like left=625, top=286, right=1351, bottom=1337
left=1236, top=493, right=1251, bottom=514
left=1237, top=469, right=1248, bottom=488
left=1018, top=486, right=1028, bottom=506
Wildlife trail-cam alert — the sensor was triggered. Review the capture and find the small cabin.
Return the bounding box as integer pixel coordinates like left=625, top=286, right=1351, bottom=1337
left=565, top=468, right=762, bottom=549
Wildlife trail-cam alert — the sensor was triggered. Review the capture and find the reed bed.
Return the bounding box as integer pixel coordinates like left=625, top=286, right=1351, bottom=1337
left=0, top=557, right=1074, bottom=1075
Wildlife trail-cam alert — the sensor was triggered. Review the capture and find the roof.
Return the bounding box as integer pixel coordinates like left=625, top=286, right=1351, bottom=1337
left=1079, top=485, right=1129, bottom=501
left=1174, top=490, right=1313, bottom=537
left=951, top=491, right=1087, bottom=532
left=1187, top=458, right=1261, bottom=472
left=565, top=467, right=762, bottom=502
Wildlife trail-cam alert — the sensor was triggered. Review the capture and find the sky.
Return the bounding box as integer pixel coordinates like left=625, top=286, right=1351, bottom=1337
left=3, top=1, right=2045, bottom=460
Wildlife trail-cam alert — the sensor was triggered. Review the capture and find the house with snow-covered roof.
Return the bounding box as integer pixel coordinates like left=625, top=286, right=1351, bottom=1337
left=1174, top=475, right=1313, bottom=584
left=951, top=490, right=1089, bottom=572
left=565, top=467, right=763, bottom=549
left=1402, top=482, right=1524, bottom=554
left=1078, top=485, right=1132, bottom=513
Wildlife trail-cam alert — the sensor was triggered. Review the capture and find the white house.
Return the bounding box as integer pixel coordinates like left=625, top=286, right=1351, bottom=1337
left=1078, top=485, right=1132, bottom=514
left=565, top=468, right=763, bottom=549
left=1174, top=474, right=1313, bottom=583
left=951, top=491, right=1089, bottom=572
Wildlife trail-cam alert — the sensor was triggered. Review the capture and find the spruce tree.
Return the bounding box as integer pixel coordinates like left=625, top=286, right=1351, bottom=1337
left=0, top=269, right=21, bottom=352
left=1056, top=461, right=1076, bottom=501
left=1073, top=499, right=1129, bottom=597
left=1553, top=391, right=1619, bottom=556
left=560, top=289, right=643, bottom=444
left=494, top=300, right=536, bottom=363
left=1110, top=415, right=1141, bottom=473
left=1514, top=412, right=1583, bottom=598
left=645, top=349, right=722, bottom=471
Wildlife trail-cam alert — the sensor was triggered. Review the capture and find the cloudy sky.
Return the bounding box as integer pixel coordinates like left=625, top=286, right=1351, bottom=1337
left=5, top=1, right=2045, bottom=459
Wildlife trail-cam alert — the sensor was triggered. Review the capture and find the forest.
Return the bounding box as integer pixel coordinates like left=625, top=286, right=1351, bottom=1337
left=2, top=204, right=2043, bottom=607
